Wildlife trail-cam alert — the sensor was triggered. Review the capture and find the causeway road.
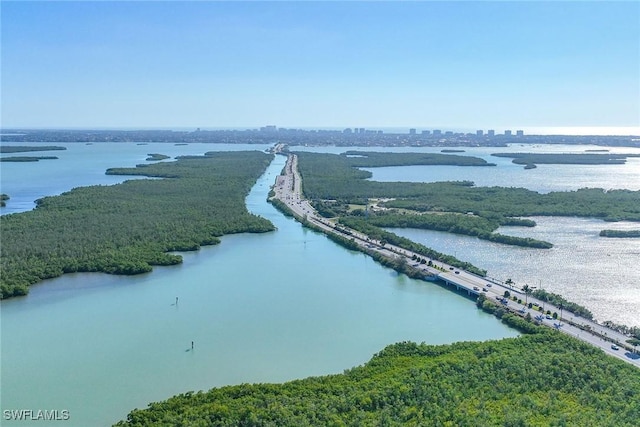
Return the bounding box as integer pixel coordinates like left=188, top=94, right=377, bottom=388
left=271, top=153, right=640, bottom=367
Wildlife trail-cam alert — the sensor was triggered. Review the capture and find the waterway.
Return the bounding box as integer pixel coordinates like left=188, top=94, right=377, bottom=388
left=296, top=144, right=640, bottom=327
left=0, top=145, right=517, bottom=426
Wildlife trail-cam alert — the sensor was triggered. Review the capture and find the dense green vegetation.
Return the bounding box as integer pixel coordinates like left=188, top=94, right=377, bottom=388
left=383, top=187, right=640, bottom=222
left=599, top=229, right=640, bottom=238
left=0, top=151, right=274, bottom=299
left=295, top=152, right=640, bottom=222
left=338, top=217, right=486, bottom=276
left=342, top=150, right=495, bottom=167
left=0, top=145, right=66, bottom=153
left=351, top=212, right=553, bottom=249
left=491, top=152, right=640, bottom=167
left=0, top=156, right=58, bottom=162
left=531, top=289, right=593, bottom=320
left=146, top=153, right=171, bottom=161
left=116, top=332, right=640, bottom=426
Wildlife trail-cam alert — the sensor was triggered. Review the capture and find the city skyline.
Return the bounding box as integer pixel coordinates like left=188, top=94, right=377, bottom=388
left=2, top=1, right=639, bottom=134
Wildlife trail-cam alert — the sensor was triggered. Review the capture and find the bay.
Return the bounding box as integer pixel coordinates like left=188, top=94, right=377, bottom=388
left=0, top=147, right=517, bottom=426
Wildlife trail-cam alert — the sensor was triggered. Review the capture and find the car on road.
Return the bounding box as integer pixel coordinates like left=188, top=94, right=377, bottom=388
left=486, top=283, right=492, bottom=287
left=545, top=315, right=553, bottom=320
left=473, top=286, right=479, bottom=291
left=455, top=271, right=460, bottom=274
left=482, top=287, right=488, bottom=292
left=611, top=344, right=620, bottom=351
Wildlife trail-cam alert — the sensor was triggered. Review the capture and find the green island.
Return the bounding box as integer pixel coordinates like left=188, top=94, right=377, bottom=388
left=145, top=153, right=171, bottom=161
left=0, top=145, right=66, bottom=153
left=0, top=156, right=59, bottom=162
left=342, top=150, right=495, bottom=167
left=342, top=212, right=553, bottom=249
left=491, top=152, right=640, bottom=169
left=599, top=229, right=640, bottom=238
left=1, top=194, right=9, bottom=207
left=441, top=149, right=465, bottom=153
left=294, top=152, right=640, bottom=258
left=0, top=151, right=274, bottom=299
left=116, top=330, right=640, bottom=426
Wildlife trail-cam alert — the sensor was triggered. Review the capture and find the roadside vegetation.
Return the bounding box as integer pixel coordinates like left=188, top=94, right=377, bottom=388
left=116, top=331, right=640, bottom=426
left=349, top=211, right=553, bottom=249
left=338, top=217, right=487, bottom=276
left=0, top=151, right=274, bottom=299
left=530, top=289, right=594, bottom=320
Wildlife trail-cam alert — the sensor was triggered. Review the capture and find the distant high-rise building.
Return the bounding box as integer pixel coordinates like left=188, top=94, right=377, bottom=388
left=409, top=128, right=416, bottom=135
left=261, top=125, right=277, bottom=132
left=421, top=130, right=431, bottom=135
left=476, top=130, right=483, bottom=136
left=359, top=128, right=365, bottom=134
left=504, top=130, right=512, bottom=136
left=487, top=129, right=495, bottom=136
left=516, top=130, right=524, bottom=136
left=445, top=131, right=453, bottom=136
left=343, top=128, right=352, bottom=134
left=433, top=129, right=442, bottom=136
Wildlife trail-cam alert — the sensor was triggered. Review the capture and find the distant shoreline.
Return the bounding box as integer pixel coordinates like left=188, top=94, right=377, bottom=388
left=1, top=129, right=639, bottom=148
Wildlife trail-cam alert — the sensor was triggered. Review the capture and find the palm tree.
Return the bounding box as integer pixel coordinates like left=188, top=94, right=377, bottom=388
left=505, top=278, right=514, bottom=290
left=522, top=284, right=533, bottom=306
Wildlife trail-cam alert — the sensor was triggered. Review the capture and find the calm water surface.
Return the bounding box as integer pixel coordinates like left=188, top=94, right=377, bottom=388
left=1, top=147, right=517, bottom=426
left=296, top=143, right=640, bottom=193
left=295, top=144, right=640, bottom=326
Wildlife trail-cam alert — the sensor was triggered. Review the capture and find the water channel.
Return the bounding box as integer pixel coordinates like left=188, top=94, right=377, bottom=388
left=1, top=147, right=518, bottom=426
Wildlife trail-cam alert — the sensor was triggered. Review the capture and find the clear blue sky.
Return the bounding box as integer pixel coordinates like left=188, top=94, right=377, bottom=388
left=2, top=1, right=639, bottom=132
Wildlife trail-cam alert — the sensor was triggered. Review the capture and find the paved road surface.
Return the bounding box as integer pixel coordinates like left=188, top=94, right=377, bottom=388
left=271, top=153, right=640, bottom=367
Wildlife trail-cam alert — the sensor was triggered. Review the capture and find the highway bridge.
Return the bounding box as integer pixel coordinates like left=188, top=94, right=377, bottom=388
left=270, top=152, right=640, bottom=367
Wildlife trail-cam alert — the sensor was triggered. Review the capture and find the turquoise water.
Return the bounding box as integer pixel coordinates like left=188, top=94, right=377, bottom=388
left=0, top=150, right=518, bottom=426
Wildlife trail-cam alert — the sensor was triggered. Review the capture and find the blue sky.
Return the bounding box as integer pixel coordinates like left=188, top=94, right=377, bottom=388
left=1, top=1, right=639, bottom=133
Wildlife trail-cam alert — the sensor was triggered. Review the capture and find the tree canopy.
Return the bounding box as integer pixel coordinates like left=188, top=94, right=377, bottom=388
left=116, top=331, right=640, bottom=426
left=0, top=151, right=274, bottom=298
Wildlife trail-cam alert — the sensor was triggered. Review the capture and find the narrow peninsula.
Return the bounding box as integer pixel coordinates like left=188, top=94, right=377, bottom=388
left=0, top=151, right=274, bottom=299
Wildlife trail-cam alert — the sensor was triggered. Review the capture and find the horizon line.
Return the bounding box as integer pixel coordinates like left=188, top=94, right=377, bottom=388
left=2, top=125, right=639, bottom=137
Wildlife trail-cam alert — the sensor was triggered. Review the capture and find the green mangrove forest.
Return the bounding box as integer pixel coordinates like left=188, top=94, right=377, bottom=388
left=116, top=331, right=640, bottom=426
left=146, top=153, right=171, bottom=161
left=491, top=152, right=640, bottom=168
left=599, top=229, right=640, bottom=238
left=0, top=156, right=59, bottom=162
left=296, top=152, right=640, bottom=221
left=342, top=150, right=495, bottom=167
left=0, top=145, right=66, bottom=153
left=0, top=151, right=274, bottom=299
